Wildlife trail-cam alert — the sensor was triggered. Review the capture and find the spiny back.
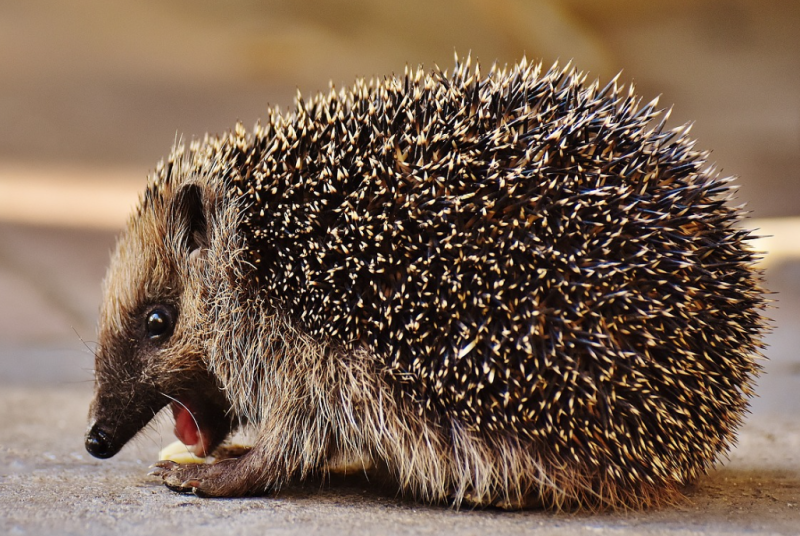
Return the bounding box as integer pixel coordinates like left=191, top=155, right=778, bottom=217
left=230, top=58, right=764, bottom=489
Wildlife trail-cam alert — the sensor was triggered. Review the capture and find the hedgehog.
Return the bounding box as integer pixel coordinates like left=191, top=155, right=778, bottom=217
left=84, top=56, right=766, bottom=510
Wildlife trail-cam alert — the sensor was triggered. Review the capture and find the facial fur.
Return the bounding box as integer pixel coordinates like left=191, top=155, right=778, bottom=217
left=86, top=155, right=235, bottom=459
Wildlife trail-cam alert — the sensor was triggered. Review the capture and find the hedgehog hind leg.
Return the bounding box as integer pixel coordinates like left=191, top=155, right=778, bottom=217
left=447, top=432, right=687, bottom=511
left=538, top=469, right=688, bottom=512
left=458, top=488, right=540, bottom=510
left=325, top=448, right=376, bottom=475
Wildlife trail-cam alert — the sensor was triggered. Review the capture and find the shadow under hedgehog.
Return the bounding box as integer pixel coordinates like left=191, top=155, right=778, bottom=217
left=85, top=57, right=767, bottom=510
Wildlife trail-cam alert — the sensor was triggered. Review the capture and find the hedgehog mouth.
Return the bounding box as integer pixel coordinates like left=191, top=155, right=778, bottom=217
left=171, top=400, right=207, bottom=456
left=170, top=396, right=231, bottom=457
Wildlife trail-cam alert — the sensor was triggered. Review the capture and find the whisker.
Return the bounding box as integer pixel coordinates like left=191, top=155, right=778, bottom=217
left=158, top=391, right=202, bottom=442
left=72, top=326, right=99, bottom=359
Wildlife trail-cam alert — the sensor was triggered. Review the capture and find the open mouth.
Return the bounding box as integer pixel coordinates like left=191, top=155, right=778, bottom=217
left=171, top=400, right=211, bottom=456
left=169, top=393, right=234, bottom=457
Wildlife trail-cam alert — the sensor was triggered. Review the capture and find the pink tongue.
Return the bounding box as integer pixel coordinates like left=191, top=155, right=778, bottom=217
left=171, top=401, right=208, bottom=456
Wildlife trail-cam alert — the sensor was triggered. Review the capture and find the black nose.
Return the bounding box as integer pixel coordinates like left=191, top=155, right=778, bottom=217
left=85, top=426, right=116, bottom=459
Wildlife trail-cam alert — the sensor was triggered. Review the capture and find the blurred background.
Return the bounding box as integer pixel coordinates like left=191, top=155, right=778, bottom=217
left=0, top=0, right=798, bottom=414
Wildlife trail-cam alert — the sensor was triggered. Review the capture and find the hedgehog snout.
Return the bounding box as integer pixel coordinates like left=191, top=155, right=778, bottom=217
left=85, top=422, right=117, bottom=459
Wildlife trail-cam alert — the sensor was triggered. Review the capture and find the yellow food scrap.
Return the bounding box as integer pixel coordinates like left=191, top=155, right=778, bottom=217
left=157, top=440, right=206, bottom=464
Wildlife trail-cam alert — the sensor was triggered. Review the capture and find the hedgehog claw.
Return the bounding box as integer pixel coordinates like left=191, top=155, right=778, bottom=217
left=156, top=463, right=198, bottom=490
left=148, top=461, right=179, bottom=477
left=164, top=482, right=194, bottom=493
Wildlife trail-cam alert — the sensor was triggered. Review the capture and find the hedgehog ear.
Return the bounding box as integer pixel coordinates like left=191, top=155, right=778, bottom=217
left=173, top=184, right=209, bottom=260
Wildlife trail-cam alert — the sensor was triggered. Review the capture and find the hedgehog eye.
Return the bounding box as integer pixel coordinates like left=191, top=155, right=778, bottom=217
left=145, top=307, right=175, bottom=340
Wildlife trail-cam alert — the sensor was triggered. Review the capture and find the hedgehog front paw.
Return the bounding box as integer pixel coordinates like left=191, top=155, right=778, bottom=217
left=149, top=458, right=259, bottom=497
